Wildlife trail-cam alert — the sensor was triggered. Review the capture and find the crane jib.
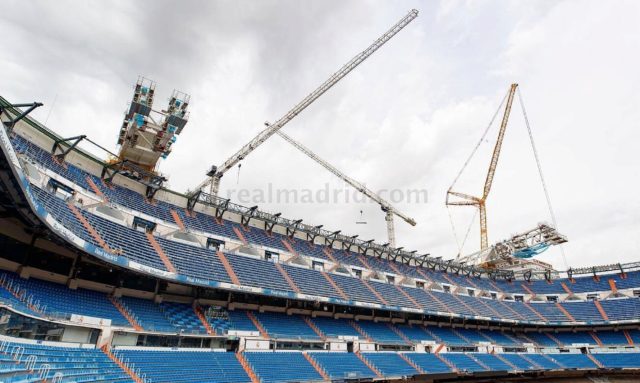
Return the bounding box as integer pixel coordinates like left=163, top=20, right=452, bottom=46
left=191, top=9, right=419, bottom=196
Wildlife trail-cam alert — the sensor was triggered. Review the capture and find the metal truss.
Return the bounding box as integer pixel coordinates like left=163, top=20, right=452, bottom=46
left=100, top=159, right=167, bottom=199
left=188, top=190, right=517, bottom=279
left=0, top=102, right=43, bottom=133
left=51, top=135, right=86, bottom=161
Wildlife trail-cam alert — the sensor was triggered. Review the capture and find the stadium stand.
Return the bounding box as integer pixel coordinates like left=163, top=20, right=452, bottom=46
left=13, top=134, right=640, bottom=320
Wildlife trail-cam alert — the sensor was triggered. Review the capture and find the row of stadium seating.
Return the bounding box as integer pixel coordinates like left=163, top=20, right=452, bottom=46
left=12, top=134, right=640, bottom=299
left=2, top=329, right=640, bottom=383
left=0, top=339, right=133, bottom=382
left=25, top=182, right=640, bottom=325
left=2, top=269, right=640, bottom=347
left=4, top=335, right=640, bottom=383
left=101, top=348, right=640, bottom=382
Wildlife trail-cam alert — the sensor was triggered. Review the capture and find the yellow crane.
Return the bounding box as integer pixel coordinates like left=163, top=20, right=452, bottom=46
left=446, top=83, right=518, bottom=252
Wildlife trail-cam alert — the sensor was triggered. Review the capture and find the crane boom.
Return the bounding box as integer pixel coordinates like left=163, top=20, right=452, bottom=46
left=446, top=83, right=518, bottom=251
left=276, top=130, right=416, bottom=233
left=190, top=9, right=419, bottom=196
left=482, top=83, right=518, bottom=199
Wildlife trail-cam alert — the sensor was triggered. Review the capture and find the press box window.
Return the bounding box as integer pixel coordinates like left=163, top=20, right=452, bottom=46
left=265, top=251, right=279, bottom=263
left=47, top=178, right=74, bottom=201
left=207, top=238, right=225, bottom=251
left=133, top=216, right=157, bottom=233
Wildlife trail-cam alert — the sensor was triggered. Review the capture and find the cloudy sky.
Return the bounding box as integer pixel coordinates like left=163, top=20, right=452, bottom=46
left=2, top=1, right=639, bottom=270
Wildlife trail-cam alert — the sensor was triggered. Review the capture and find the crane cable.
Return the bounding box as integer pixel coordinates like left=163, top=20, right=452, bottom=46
left=448, top=91, right=509, bottom=191
left=447, top=207, right=462, bottom=255
left=451, top=207, right=479, bottom=259
left=517, top=88, right=569, bottom=270
left=448, top=90, right=508, bottom=256
left=460, top=208, right=479, bottom=255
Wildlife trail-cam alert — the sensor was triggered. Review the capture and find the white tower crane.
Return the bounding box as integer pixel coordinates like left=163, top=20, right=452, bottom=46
left=189, top=9, right=419, bottom=197
left=275, top=130, right=416, bottom=247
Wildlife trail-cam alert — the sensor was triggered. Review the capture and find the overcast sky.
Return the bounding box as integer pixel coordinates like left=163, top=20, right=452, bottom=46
left=2, top=1, right=639, bottom=270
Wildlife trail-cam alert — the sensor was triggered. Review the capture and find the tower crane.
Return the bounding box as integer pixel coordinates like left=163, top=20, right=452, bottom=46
left=188, top=9, right=419, bottom=197
left=446, top=83, right=518, bottom=252
left=274, top=129, right=416, bottom=247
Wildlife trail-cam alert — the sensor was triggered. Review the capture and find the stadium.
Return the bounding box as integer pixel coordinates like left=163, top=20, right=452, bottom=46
left=1, top=4, right=640, bottom=383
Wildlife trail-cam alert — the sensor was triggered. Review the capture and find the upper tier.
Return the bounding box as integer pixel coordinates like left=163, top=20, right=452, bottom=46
left=1, top=113, right=639, bottom=327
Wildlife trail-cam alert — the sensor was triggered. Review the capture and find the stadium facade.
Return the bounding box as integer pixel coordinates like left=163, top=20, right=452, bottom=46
left=1, top=93, right=640, bottom=383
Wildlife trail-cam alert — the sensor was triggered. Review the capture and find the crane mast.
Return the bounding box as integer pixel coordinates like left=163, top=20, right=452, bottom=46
left=275, top=130, right=416, bottom=247
left=190, top=9, right=419, bottom=197
left=446, top=83, right=518, bottom=251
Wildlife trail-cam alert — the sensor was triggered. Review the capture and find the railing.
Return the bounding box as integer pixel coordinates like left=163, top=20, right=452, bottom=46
left=0, top=340, right=59, bottom=381
left=0, top=273, right=46, bottom=313
left=112, top=348, right=152, bottom=383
